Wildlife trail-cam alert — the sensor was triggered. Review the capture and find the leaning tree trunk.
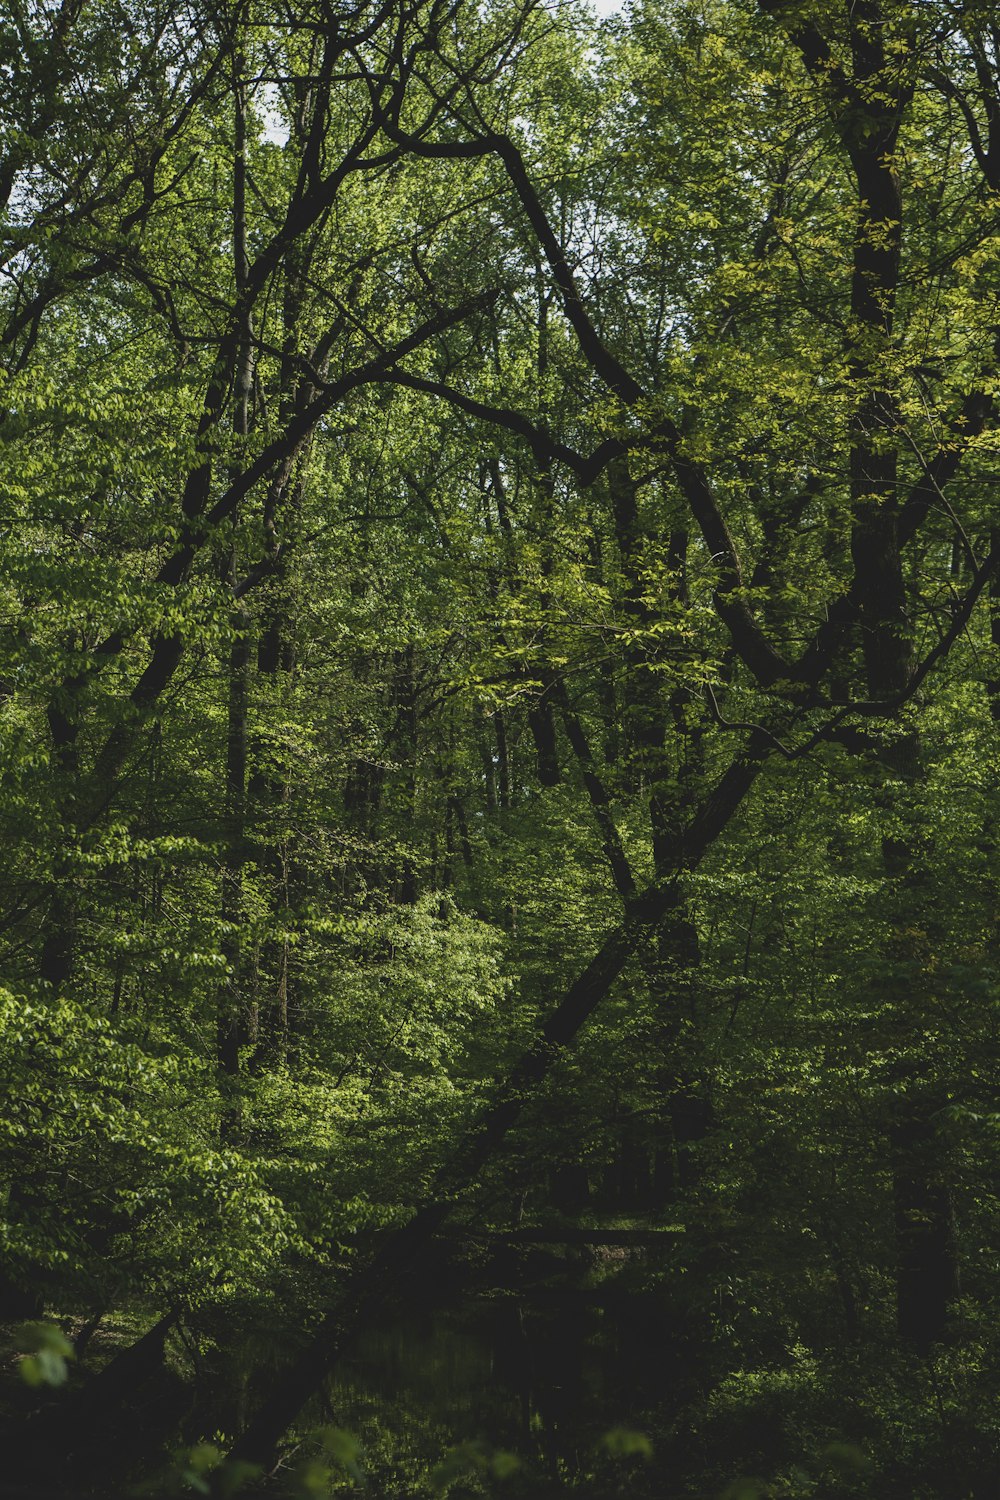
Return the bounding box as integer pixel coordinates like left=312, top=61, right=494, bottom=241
left=226, top=738, right=768, bottom=1466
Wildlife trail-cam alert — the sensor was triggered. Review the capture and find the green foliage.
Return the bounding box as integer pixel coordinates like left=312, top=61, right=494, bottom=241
left=429, top=1439, right=521, bottom=1493
left=2, top=2, right=1000, bottom=1498
left=0, top=989, right=295, bottom=1304
left=600, top=1426, right=654, bottom=1459
left=16, top=1321, right=74, bottom=1388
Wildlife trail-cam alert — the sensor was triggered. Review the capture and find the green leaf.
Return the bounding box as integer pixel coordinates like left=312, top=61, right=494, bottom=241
left=600, top=1427, right=654, bottom=1459
left=18, top=1322, right=74, bottom=1386
left=320, top=1426, right=365, bottom=1483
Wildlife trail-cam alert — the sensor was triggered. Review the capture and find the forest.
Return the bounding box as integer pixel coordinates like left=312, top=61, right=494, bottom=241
left=2, top=0, right=1000, bottom=1494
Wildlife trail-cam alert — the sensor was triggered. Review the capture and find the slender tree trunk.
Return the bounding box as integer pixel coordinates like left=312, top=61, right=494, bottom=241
left=494, top=708, right=512, bottom=812
left=217, top=56, right=253, bottom=1139
left=39, top=679, right=83, bottom=988
left=218, top=606, right=250, bottom=1140
left=397, top=646, right=420, bottom=903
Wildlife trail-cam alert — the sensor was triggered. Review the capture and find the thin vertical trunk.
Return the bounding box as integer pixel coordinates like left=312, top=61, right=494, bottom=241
left=479, top=719, right=499, bottom=815
left=494, top=708, right=512, bottom=812
left=39, top=687, right=81, bottom=989
left=397, top=646, right=420, bottom=903
left=988, top=525, right=1000, bottom=724
left=218, top=609, right=249, bottom=1136
left=246, top=209, right=316, bottom=1061
left=526, top=282, right=561, bottom=788
left=217, top=56, right=253, bottom=1138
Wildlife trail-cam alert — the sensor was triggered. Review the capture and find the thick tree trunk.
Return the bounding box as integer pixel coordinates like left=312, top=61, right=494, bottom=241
left=839, top=9, right=955, bottom=1347
left=527, top=691, right=560, bottom=787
